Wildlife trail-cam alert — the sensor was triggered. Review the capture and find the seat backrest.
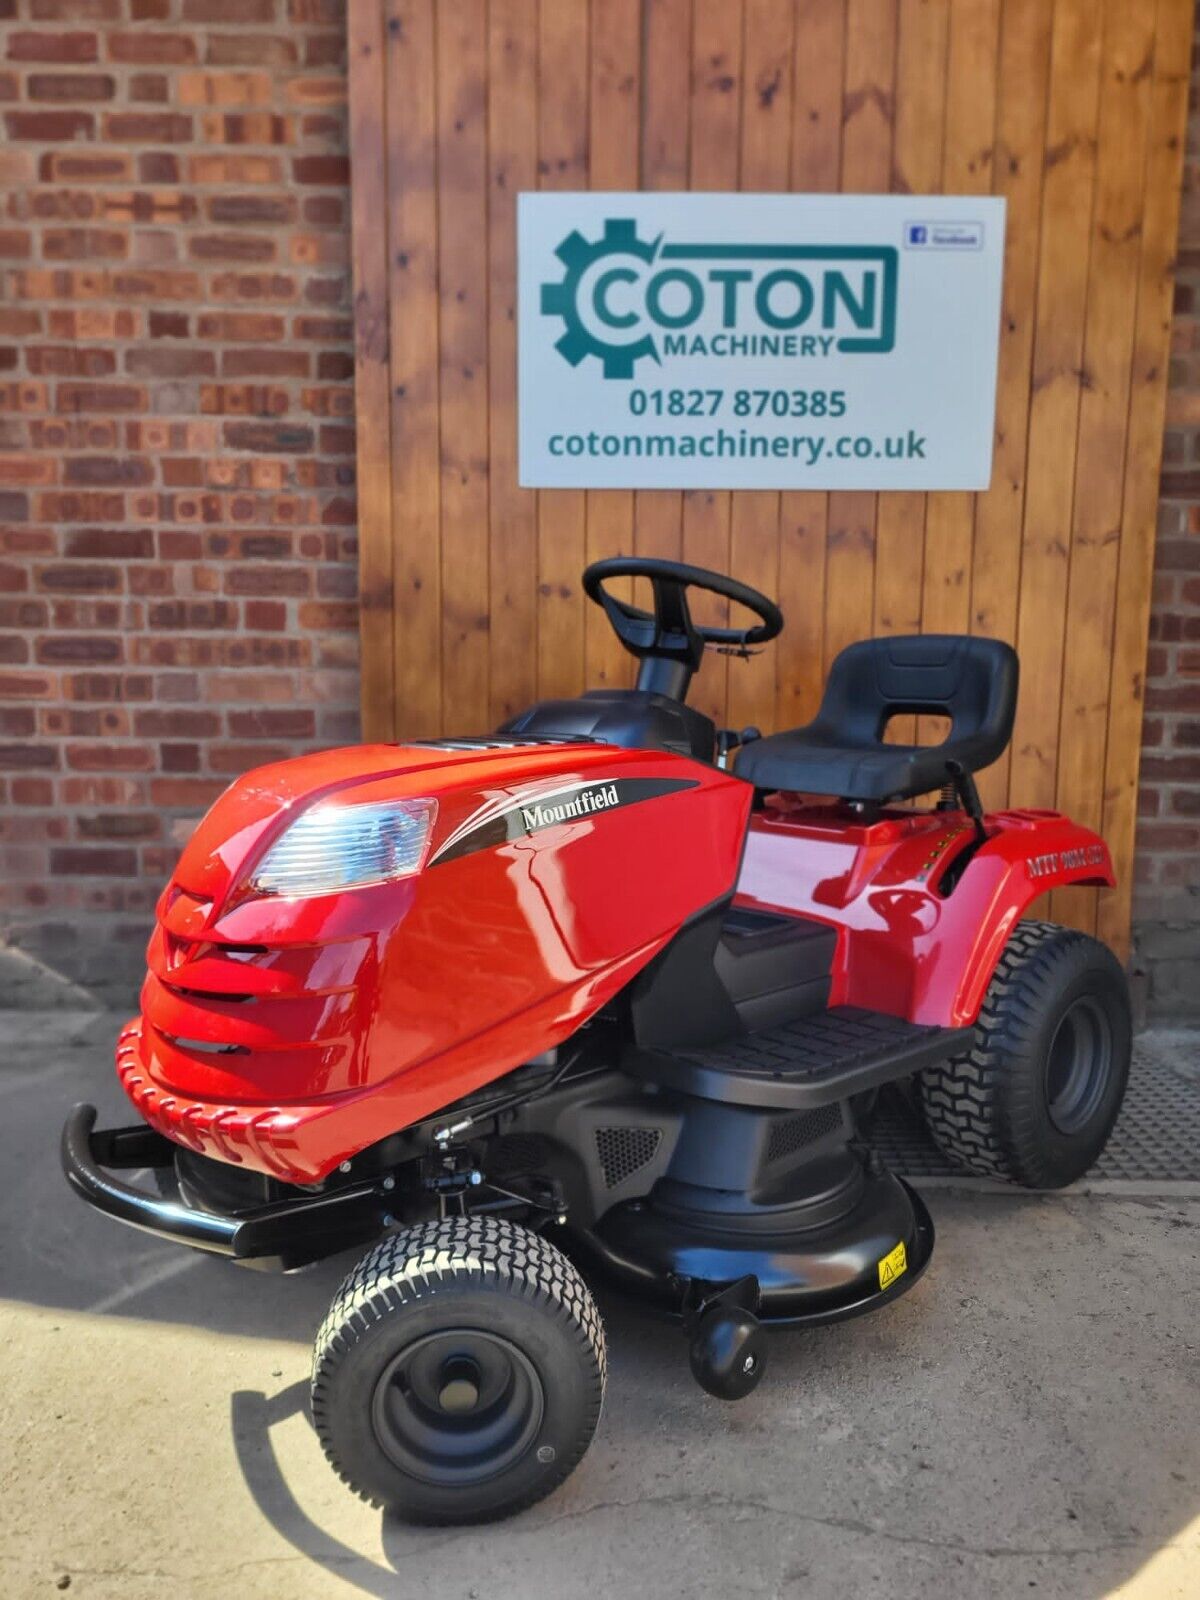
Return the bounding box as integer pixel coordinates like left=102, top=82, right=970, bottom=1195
left=815, top=634, right=1018, bottom=768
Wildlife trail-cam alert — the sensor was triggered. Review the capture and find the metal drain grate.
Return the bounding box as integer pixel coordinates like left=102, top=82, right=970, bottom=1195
left=869, top=1039, right=1200, bottom=1184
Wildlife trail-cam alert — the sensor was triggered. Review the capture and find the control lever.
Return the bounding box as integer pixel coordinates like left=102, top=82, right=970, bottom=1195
left=715, top=726, right=761, bottom=771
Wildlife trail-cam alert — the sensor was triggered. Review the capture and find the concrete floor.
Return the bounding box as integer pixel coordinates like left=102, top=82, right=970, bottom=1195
left=2, top=1014, right=1199, bottom=1600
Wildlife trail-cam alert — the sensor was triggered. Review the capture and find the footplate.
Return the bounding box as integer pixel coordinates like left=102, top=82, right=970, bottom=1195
left=629, top=1007, right=970, bottom=1109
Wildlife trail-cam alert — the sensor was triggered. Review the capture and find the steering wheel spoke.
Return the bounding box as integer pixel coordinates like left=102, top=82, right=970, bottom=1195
left=582, top=556, right=783, bottom=700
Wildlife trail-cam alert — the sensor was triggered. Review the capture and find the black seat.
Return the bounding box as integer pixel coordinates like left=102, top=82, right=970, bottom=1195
left=737, top=634, right=1018, bottom=803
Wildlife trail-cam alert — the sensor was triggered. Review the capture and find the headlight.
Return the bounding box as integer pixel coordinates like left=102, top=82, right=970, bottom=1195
left=247, top=796, right=437, bottom=898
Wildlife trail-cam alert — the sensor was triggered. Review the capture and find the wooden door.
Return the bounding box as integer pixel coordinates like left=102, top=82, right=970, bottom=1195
left=348, top=0, right=1192, bottom=957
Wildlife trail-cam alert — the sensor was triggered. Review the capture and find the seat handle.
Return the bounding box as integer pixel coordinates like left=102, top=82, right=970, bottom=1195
left=944, top=759, right=987, bottom=845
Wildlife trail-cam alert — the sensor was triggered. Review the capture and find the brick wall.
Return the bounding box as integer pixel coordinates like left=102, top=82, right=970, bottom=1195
left=0, top=0, right=359, bottom=999
left=0, top=0, right=1198, bottom=1015
left=1135, top=14, right=1200, bottom=1021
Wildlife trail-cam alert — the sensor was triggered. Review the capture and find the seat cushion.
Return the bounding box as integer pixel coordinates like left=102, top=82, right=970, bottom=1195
left=736, top=731, right=963, bottom=803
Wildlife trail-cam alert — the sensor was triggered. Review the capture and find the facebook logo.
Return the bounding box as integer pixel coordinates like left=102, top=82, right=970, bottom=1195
left=907, top=224, right=928, bottom=245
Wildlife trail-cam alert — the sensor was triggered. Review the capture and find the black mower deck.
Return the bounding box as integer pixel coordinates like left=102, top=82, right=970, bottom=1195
left=633, top=1006, right=970, bottom=1110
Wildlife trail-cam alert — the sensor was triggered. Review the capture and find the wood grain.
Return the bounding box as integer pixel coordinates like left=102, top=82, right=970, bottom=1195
left=436, top=0, right=491, bottom=734
left=488, top=0, right=540, bottom=725
left=969, top=0, right=1054, bottom=810
left=535, top=0, right=590, bottom=701
left=384, top=0, right=441, bottom=738
left=1052, top=0, right=1155, bottom=931
left=347, top=0, right=395, bottom=741
left=1009, top=0, right=1104, bottom=810
left=1097, top=0, right=1193, bottom=958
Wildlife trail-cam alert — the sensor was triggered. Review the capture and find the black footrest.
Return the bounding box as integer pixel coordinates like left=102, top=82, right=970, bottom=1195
left=630, top=1007, right=971, bottom=1110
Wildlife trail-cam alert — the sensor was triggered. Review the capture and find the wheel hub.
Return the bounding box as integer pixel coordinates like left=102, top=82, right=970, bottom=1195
left=1045, top=995, right=1114, bottom=1136
left=371, top=1330, right=544, bottom=1488
left=437, top=1357, right=482, bottom=1414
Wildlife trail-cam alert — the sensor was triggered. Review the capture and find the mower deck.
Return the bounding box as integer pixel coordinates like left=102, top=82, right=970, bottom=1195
left=631, top=1007, right=971, bottom=1109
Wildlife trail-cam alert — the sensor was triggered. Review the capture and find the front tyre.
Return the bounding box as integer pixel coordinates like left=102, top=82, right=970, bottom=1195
left=919, top=920, right=1132, bottom=1188
left=311, top=1217, right=606, bottom=1524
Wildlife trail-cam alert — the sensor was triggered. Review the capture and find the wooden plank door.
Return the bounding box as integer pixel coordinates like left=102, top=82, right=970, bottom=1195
left=348, top=0, right=1191, bottom=959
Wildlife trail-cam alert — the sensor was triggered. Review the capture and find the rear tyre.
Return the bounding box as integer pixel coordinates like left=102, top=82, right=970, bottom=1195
left=918, top=920, right=1132, bottom=1188
left=311, top=1217, right=606, bottom=1524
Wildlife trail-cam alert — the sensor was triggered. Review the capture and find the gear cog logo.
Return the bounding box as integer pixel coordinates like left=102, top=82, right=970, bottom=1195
left=540, top=218, right=661, bottom=380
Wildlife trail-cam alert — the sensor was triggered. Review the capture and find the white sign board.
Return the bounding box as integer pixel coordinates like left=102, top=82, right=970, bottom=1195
left=518, top=193, right=1005, bottom=491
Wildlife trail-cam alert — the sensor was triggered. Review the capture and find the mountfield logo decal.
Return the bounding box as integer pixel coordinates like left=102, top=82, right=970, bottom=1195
left=540, top=218, right=899, bottom=379
left=431, top=776, right=697, bottom=865
left=521, top=782, right=618, bottom=830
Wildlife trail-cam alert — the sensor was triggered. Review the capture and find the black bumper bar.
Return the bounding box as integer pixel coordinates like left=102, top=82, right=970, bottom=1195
left=61, top=1103, right=388, bottom=1270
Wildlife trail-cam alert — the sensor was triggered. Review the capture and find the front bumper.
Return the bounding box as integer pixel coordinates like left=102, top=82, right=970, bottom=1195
left=61, top=1103, right=390, bottom=1271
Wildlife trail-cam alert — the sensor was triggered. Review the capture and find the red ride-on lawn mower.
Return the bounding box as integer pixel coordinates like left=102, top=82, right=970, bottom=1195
left=63, top=557, right=1131, bottom=1523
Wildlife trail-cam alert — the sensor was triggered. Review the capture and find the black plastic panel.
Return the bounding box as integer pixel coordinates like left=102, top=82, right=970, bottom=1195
left=629, top=1006, right=970, bottom=1110
left=629, top=903, right=837, bottom=1050
left=498, top=688, right=717, bottom=762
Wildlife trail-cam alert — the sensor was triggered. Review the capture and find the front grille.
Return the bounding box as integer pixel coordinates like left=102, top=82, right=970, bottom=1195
left=595, top=1125, right=662, bottom=1189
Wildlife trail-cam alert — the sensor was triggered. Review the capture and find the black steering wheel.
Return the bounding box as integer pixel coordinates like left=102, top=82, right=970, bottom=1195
left=582, top=556, right=783, bottom=697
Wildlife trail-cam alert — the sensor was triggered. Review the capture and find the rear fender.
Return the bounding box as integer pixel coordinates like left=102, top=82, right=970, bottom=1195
left=736, top=806, right=1114, bottom=1028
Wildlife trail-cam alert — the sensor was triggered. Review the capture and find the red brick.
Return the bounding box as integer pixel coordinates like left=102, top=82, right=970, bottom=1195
left=38, top=150, right=130, bottom=182
left=66, top=742, right=153, bottom=772
left=188, top=232, right=277, bottom=264
left=50, top=845, right=137, bottom=876
left=47, top=308, right=138, bottom=339
left=222, top=420, right=314, bottom=453
left=31, top=2, right=120, bottom=16
left=207, top=193, right=297, bottom=227
left=183, top=0, right=277, bottom=22
left=243, top=599, right=287, bottom=630
left=291, top=153, right=349, bottom=188
left=0, top=743, right=59, bottom=770
left=0, top=707, right=35, bottom=743
left=107, top=32, right=198, bottom=65
left=201, top=111, right=291, bottom=144
left=57, top=383, right=146, bottom=413
left=207, top=34, right=298, bottom=69
left=188, top=153, right=283, bottom=183
left=125, top=348, right=216, bottom=379
left=130, top=73, right=170, bottom=102
left=34, top=563, right=121, bottom=594
left=77, top=812, right=161, bottom=841
left=197, top=311, right=285, bottom=341
left=200, top=382, right=289, bottom=415
left=227, top=707, right=315, bottom=739
left=27, top=346, right=116, bottom=377
left=10, top=777, right=53, bottom=806
left=133, top=709, right=220, bottom=739
left=138, top=152, right=179, bottom=183
left=62, top=456, right=153, bottom=487
left=36, top=635, right=122, bottom=664
left=221, top=347, right=309, bottom=379
left=5, top=108, right=94, bottom=138
left=7, top=31, right=98, bottom=62
left=26, top=71, right=114, bottom=100
left=150, top=777, right=227, bottom=807
left=102, top=111, right=193, bottom=141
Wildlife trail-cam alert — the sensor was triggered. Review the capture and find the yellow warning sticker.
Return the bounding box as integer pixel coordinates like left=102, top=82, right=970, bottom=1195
left=878, top=1240, right=908, bottom=1290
